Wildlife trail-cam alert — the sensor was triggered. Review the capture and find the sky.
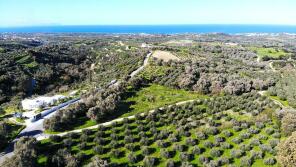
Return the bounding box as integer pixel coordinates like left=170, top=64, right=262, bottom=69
left=0, top=0, right=295, bottom=27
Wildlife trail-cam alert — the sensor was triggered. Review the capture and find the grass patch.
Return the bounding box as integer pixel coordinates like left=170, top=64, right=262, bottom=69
left=269, top=95, right=289, bottom=107
left=3, top=105, right=18, bottom=114
left=120, top=84, right=205, bottom=117
left=249, top=47, right=290, bottom=60
left=77, top=120, right=97, bottom=129
left=264, top=92, right=289, bottom=107
left=16, top=117, right=25, bottom=123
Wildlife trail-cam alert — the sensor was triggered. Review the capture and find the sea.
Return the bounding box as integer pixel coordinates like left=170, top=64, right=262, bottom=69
left=0, top=25, right=296, bottom=34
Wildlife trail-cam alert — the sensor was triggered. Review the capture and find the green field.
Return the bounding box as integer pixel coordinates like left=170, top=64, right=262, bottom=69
left=45, top=84, right=203, bottom=133
left=120, top=84, right=205, bottom=117
left=269, top=96, right=289, bottom=107
left=249, top=47, right=290, bottom=60
left=263, top=92, right=290, bottom=107
left=37, top=93, right=281, bottom=166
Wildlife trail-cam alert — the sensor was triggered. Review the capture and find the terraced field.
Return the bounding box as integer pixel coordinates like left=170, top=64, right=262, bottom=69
left=36, top=93, right=281, bottom=166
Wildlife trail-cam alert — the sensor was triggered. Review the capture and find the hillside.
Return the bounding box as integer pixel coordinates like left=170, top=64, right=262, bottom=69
left=1, top=33, right=296, bottom=167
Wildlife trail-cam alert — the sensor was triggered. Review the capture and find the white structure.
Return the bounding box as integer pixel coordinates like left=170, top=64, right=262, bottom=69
left=69, top=90, right=78, bottom=97
left=21, top=95, right=66, bottom=111
left=141, top=43, right=150, bottom=48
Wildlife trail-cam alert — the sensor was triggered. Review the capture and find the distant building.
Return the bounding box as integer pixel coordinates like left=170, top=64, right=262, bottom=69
left=141, top=43, right=150, bottom=48
left=21, top=95, right=66, bottom=111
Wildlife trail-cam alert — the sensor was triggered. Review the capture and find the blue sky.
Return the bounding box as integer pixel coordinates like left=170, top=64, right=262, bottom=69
left=0, top=0, right=295, bottom=27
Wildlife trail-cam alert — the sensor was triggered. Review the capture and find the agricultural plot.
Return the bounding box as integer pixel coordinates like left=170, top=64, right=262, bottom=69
left=37, top=93, right=281, bottom=166
left=249, top=47, right=290, bottom=60
left=152, top=51, right=180, bottom=62
left=121, top=84, right=203, bottom=117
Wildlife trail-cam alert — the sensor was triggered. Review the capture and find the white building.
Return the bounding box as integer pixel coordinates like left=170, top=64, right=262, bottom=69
left=21, top=95, right=66, bottom=111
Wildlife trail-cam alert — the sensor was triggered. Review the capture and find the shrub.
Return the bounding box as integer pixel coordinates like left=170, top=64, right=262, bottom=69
left=214, top=136, right=225, bottom=143
left=199, top=155, right=209, bottom=164
left=269, top=139, right=280, bottom=148
left=124, top=135, right=134, bottom=144
left=221, top=142, right=232, bottom=149
left=179, top=152, right=192, bottom=161
left=78, top=142, right=87, bottom=150
left=222, top=130, right=233, bottom=137
left=277, top=133, right=296, bottom=166
left=94, top=137, right=105, bottom=145
left=173, top=143, right=186, bottom=152
left=165, top=159, right=175, bottom=167
left=281, top=112, right=296, bottom=136
left=272, top=132, right=281, bottom=138
left=109, top=140, right=120, bottom=148
left=168, top=134, right=179, bottom=142
left=143, top=156, right=156, bottom=167
left=110, top=133, right=119, bottom=140
left=93, top=145, right=105, bottom=154
left=140, top=137, right=150, bottom=146
left=63, top=138, right=73, bottom=147
left=76, top=152, right=86, bottom=162
left=160, top=149, right=171, bottom=159
left=259, top=144, right=273, bottom=153
left=49, top=135, right=62, bottom=143
left=217, top=157, right=230, bottom=166
left=230, top=149, right=243, bottom=158
left=82, top=129, right=92, bottom=135
left=142, top=146, right=151, bottom=156
left=205, top=127, right=219, bottom=135
left=240, top=132, right=251, bottom=139
left=240, top=156, right=253, bottom=167
left=232, top=137, right=243, bottom=144
left=233, top=126, right=241, bottom=132
left=258, top=134, right=268, bottom=140
left=250, top=138, right=260, bottom=146
left=210, top=148, right=222, bottom=158
left=180, top=162, right=194, bottom=167
left=97, top=125, right=107, bottom=131
left=239, top=144, right=252, bottom=152
left=196, top=131, right=207, bottom=140
left=241, top=123, right=249, bottom=129
left=203, top=141, right=213, bottom=148
left=255, top=122, right=265, bottom=129
left=156, top=140, right=168, bottom=148
left=248, top=127, right=260, bottom=134
left=265, top=128, right=275, bottom=135
left=110, top=149, right=122, bottom=158
left=127, top=152, right=137, bottom=164
left=191, top=146, right=202, bottom=155
left=95, top=131, right=105, bottom=137
left=207, top=160, right=219, bottom=167
left=185, top=138, right=197, bottom=146
left=80, top=134, right=89, bottom=142
left=126, top=143, right=137, bottom=151
left=250, top=150, right=263, bottom=160
left=264, top=157, right=276, bottom=165
left=64, top=132, right=79, bottom=139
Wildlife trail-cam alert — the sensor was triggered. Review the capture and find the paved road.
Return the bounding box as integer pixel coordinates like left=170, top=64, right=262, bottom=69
left=0, top=51, right=152, bottom=163
left=129, top=52, right=152, bottom=78
left=0, top=99, right=81, bottom=163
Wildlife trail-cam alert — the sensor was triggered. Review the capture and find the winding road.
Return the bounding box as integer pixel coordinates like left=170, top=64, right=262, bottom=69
left=36, top=99, right=195, bottom=140
left=0, top=51, right=152, bottom=163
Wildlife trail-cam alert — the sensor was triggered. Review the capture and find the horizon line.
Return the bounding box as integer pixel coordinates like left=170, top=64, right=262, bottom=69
left=1, top=24, right=296, bottom=28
